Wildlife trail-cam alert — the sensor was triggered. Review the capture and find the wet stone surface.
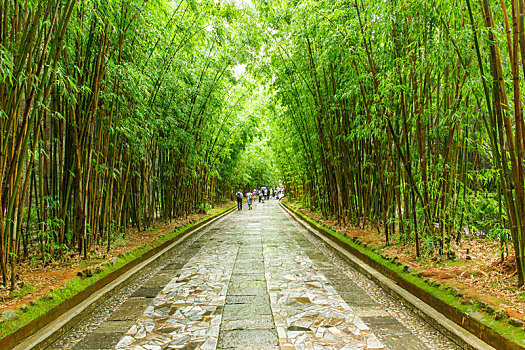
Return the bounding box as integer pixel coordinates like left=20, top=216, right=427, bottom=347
left=51, top=201, right=461, bottom=350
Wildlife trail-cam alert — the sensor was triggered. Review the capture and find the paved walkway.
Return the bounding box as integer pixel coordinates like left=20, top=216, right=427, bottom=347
left=52, top=200, right=461, bottom=350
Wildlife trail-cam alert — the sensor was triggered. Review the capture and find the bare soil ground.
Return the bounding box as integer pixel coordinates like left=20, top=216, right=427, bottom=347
left=288, top=201, right=525, bottom=321
left=0, top=202, right=234, bottom=313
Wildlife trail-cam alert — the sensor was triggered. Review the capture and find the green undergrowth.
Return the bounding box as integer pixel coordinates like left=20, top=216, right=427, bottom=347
left=0, top=203, right=235, bottom=339
left=7, top=283, right=36, bottom=300
left=282, top=201, right=525, bottom=348
left=78, top=258, right=106, bottom=268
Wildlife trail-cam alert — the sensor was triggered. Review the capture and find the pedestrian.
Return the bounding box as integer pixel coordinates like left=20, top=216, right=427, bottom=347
left=247, top=190, right=253, bottom=210
left=236, top=190, right=243, bottom=210
left=258, top=190, right=262, bottom=203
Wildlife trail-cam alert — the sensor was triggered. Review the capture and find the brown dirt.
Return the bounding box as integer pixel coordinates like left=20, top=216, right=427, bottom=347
left=0, top=202, right=234, bottom=313
left=288, top=201, right=525, bottom=321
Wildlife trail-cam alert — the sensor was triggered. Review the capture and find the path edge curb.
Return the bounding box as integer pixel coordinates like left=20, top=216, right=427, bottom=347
left=279, top=201, right=516, bottom=350
left=4, top=205, right=236, bottom=350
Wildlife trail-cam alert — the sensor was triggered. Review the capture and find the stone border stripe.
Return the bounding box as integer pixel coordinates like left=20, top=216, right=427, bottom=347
left=279, top=202, right=502, bottom=350
left=5, top=206, right=236, bottom=350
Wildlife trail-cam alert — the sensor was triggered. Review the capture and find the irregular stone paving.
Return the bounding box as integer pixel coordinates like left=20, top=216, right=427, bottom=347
left=265, top=241, right=384, bottom=349
left=283, top=216, right=459, bottom=350
left=52, top=200, right=461, bottom=350
left=115, top=231, right=238, bottom=349
left=50, top=222, right=230, bottom=350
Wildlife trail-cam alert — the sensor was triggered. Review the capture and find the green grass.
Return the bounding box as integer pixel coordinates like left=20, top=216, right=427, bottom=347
left=0, top=203, right=235, bottom=339
left=78, top=259, right=106, bottom=268
left=282, top=201, right=525, bottom=348
left=436, top=260, right=470, bottom=268
left=8, top=282, right=36, bottom=299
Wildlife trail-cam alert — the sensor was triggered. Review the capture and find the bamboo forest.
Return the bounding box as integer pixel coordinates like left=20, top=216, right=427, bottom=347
left=2, top=0, right=525, bottom=349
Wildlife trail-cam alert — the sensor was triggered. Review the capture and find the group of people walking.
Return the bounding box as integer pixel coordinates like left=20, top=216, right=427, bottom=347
left=235, top=187, right=284, bottom=210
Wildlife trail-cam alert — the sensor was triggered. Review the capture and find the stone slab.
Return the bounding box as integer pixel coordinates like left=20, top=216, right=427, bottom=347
left=362, top=316, right=416, bottom=335
left=222, top=303, right=272, bottom=319
left=141, top=274, right=175, bottom=287
left=72, top=332, right=124, bottom=349
left=227, top=281, right=267, bottom=296
left=107, top=297, right=151, bottom=321
left=94, top=320, right=136, bottom=333
left=217, top=329, right=279, bottom=349
left=230, top=273, right=265, bottom=282
left=221, top=316, right=275, bottom=330
left=376, top=333, right=431, bottom=350
left=338, top=291, right=379, bottom=307
left=225, top=295, right=269, bottom=305
left=129, top=286, right=163, bottom=298
left=353, top=307, right=392, bottom=317
left=160, top=262, right=185, bottom=271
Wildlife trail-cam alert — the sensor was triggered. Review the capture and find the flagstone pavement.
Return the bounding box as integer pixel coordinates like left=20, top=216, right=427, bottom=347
left=51, top=200, right=461, bottom=350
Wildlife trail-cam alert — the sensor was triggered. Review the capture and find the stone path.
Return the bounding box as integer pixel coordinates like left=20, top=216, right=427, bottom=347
left=51, top=200, right=461, bottom=350
left=265, top=231, right=384, bottom=349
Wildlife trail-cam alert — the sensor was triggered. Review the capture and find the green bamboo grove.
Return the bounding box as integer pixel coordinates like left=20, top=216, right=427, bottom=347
left=0, top=0, right=264, bottom=290
left=261, top=0, right=525, bottom=287
left=2, top=0, right=525, bottom=293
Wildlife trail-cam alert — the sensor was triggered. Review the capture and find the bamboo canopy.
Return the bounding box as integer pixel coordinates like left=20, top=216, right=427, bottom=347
left=1, top=0, right=525, bottom=291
